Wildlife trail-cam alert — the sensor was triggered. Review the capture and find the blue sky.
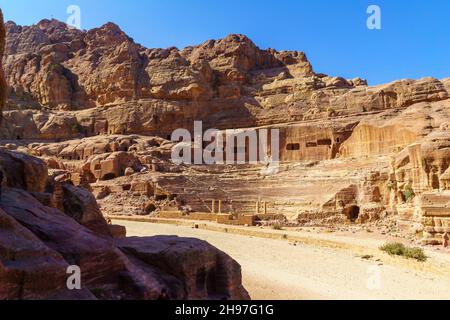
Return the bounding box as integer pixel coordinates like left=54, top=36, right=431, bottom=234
left=1, top=0, right=449, bottom=85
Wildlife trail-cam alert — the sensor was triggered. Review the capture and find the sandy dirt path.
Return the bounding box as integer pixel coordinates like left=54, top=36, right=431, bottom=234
left=115, top=220, right=450, bottom=300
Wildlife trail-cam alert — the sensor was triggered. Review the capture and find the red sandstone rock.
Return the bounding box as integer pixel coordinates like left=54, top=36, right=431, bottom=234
left=0, top=166, right=249, bottom=300
left=0, top=10, right=6, bottom=115
left=1, top=19, right=448, bottom=142
left=61, top=183, right=111, bottom=236
left=3, top=12, right=450, bottom=255
left=117, top=236, right=249, bottom=300
left=0, top=148, right=48, bottom=192
left=0, top=207, right=90, bottom=299
left=0, top=18, right=250, bottom=297
left=0, top=19, right=374, bottom=139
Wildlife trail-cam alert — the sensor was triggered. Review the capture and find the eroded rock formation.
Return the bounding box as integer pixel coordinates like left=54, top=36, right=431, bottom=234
left=2, top=16, right=450, bottom=247
left=0, top=12, right=249, bottom=300
left=0, top=147, right=249, bottom=300
left=0, top=10, right=5, bottom=116
left=0, top=18, right=375, bottom=139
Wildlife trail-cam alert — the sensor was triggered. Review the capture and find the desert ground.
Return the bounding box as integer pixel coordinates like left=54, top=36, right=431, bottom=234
left=115, top=220, right=450, bottom=300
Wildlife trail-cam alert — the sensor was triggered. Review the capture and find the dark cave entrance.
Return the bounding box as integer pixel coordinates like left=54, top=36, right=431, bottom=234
left=348, top=206, right=360, bottom=223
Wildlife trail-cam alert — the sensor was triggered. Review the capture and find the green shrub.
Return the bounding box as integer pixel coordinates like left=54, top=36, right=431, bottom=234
left=403, top=185, right=415, bottom=202
left=380, top=242, right=427, bottom=262
left=380, top=242, right=405, bottom=255
left=272, top=223, right=283, bottom=230
left=404, top=247, right=427, bottom=262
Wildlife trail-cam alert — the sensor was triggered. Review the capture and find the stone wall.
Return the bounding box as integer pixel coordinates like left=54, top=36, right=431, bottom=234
left=212, top=121, right=355, bottom=163
left=420, top=192, right=450, bottom=245
left=279, top=125, right=336, bottom=161
left=340, top=124, right=418, bottom=158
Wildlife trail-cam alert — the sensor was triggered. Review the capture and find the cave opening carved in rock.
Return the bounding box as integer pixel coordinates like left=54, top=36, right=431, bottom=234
left=345, top=205, right=360, bottom=223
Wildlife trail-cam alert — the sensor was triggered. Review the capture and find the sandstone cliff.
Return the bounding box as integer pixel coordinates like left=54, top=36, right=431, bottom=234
left=0, top=19, right=369, bottom=139
left=2, top=19, right=449, bottom=143
left=0, top=144, right=249, bottom=300
left=0, top=10, right=5, bottom=116
left=0, top=12, right=249, bottom=300
left=3, top=16, right=450, bottom=248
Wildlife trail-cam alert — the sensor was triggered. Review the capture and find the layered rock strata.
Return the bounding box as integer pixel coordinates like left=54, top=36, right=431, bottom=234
left=3, top=18, right=450, bottom=246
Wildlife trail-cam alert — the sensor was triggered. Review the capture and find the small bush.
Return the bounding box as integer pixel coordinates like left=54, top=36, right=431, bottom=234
left=272, top=223, right=283, bottom=230
left=380, top=242, right=405, bottom=255
left=403, top=185, right=415, bottom=202
left=404, top=247, right=427, bottom=262
left=380, top=242, right=427, bottom=262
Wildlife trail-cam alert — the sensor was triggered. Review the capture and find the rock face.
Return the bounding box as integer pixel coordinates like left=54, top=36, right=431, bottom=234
left=1, top=18, right=448, bottom=147
left=0, top=148, right=48, bottom=192
left=0, top=10, right=5, bottom=115
left=0, top=149, right=249, bottom=300
left=3, top=22, right=312, bottom=110
left=61, top=183, right=111, bottom=236
left=118, top=236, right=246, bottom=300
left=2, top=14, right=450, bottom=256
left=0, top=13, right=249, bottom=300
left=0, top=19, right=369, bottom=139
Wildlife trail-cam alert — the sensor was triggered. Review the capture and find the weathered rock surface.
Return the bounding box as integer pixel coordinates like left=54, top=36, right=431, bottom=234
left=2, top=19, right=449, bottom=153
left=0, top=148, right=48, bottom=192
left=3, top=14, right=450, bottom=257
left=0, top=10, right=5, bottom=116
left=0, top=149, right=249, bottom=300
left=0, top=19, right=373, bottom=139
left=118, top=236, right=247, bottom=300
left=0, top=19, right=249, bottom=299
left=61, top=183, right=111, bottom=236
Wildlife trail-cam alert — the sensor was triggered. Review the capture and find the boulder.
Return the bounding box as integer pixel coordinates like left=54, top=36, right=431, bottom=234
left=0, top=207, right=91, bottom=299
left=117, top=236, right=250, bottom=300
left=0, top=187, right=249, bottom=300
left=61, top=183, right=111, bottom=236
left=0, top=149, right=48, bottom=192
left=108, top=224, right=127, bottom=238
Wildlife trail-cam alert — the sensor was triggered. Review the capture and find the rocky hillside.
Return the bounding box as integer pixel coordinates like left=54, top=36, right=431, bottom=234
left=2, top=18, right=449, bottom=141
left=4, top=19, right=312, bottom=108
left=2, top=17, right=450, bottom=249
left=0, top=10, right=5, bottom=115
left=0, top=11, right=249, bottom=300
left=2, top=19, right=312, bottom=139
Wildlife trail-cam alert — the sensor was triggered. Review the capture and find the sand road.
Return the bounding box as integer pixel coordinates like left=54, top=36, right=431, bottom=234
left=116, top=220, right=450, bottom=300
